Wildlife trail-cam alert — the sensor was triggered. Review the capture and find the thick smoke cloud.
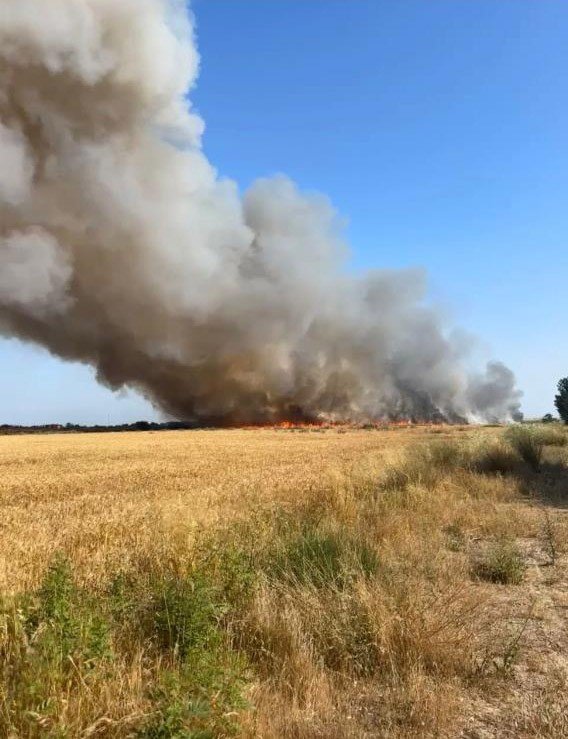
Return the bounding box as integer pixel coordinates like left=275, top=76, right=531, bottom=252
left=0, top=0, right=522, bottom=424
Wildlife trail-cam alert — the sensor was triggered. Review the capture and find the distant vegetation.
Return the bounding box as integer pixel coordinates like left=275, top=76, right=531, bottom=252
left=0, top=420, right=198, bottom=435
left=555, top=376, right=568, bottom=424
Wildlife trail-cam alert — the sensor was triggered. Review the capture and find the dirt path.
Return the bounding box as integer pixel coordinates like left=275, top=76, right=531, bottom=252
left=462, top=511, right=568, bottom=738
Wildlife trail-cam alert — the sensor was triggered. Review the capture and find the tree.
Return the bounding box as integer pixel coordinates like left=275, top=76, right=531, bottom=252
left=542, top=413, right=554, bottom=423
left=554, top=378, right=568, bottom=424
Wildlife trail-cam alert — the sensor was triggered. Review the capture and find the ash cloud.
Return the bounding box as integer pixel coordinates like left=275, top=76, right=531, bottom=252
left=0, top=0, right=522, bottom=424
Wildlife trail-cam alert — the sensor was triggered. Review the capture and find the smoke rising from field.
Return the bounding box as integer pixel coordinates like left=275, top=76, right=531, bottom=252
left=0, top=0, right=521, bottom=424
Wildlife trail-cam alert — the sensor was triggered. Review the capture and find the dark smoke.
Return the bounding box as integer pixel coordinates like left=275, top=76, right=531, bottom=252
left=0, top=0, right=522, bottom=424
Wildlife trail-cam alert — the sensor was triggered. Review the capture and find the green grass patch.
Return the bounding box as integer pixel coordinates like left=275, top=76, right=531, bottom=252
left=268, top=523, right=379, bottom=589
left=471, top=539, right=526, bottom=585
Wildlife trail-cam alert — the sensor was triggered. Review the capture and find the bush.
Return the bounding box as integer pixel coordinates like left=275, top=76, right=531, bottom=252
left=194, top=539, right=258, bottom=609
left=24, top=554, right=111, bottom=669
left=0, top=557, right=112, bottom=737
left=148, top=574, right=222, bottom=659
left=0, top=554, right=249, bottom=738
left=139, top=654, right=247, bottom=738
left=381, top=437, right=522, bottom=495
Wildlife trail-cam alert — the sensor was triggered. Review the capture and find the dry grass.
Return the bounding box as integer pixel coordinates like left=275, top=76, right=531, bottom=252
left=0, top=429, right=404, bottom=592
left=0, top=425, right=567, bottom=737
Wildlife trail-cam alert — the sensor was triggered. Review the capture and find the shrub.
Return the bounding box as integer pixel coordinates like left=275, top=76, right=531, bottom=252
left=0, top=557, right=113, bottom=737
left=24, top=554, right=111, bottom=669
left=0, top=554, right=249, bottom=738
left=194, top=539, right=258, bottom=609
left=381, top=437, right=522, bottom=495
left=129, top=566, right=249, bottom=737
left=139, top=655, right=247, bottom=738
left=380, top=443, right=455, bottom=493
left=148, top=574, right=222, bottom=659
left=307, top=590, right=379, bottom=676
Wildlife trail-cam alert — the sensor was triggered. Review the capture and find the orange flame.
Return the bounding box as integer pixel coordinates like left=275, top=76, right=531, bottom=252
left=226, top=418, right=448, bottom=431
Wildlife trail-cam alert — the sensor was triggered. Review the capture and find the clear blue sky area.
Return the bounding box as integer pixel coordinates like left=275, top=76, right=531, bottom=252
left=1, top=0, right=566, bottom=423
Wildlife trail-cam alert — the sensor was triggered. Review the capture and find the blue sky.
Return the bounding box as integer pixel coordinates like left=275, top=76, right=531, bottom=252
left=1, top=0, right=566, bottom=423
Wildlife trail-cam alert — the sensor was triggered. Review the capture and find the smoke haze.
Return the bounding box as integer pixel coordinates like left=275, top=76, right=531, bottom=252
left=0, top=0, right=522, bottom=424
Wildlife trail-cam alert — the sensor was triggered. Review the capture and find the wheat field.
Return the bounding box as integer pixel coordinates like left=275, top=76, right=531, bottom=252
left=1, top=425, right=568, bottom=737
left=0, top=428, right=417, bottom=592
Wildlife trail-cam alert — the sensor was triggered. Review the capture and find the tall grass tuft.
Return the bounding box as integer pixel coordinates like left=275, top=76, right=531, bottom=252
left=268, top=524, right=379, bottom=589
left=505, top=426, right=544, bottom=472
left=380, top=440, right=464, bottom=493
left=532, top=425, right=568, bottom=447
left=470, top=539, right=526, bottom=585
left=470, top=440, right=519, bottom=475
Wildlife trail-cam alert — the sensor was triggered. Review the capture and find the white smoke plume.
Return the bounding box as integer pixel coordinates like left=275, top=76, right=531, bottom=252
left=0, top=0, right=522, bottom=424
